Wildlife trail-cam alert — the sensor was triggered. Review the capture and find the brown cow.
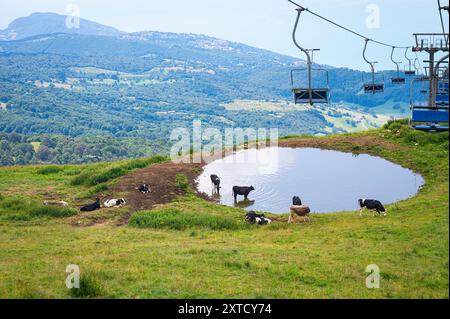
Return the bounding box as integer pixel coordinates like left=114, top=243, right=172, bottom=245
left=289, top=205, right=311, bottom=223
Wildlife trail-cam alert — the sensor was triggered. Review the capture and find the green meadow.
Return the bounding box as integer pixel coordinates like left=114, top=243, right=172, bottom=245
left=0, top=120, right=448, bottom=298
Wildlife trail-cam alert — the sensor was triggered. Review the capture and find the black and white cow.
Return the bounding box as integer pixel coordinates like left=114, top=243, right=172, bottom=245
left=210, top=174, right=221, bottom=193
left=359, top=199, right=387, bottom=217
left=104, top=198, right=126, bottom=208
left=245, top=211, right=272, bottom=225
left=80, top=198, right=101, bottom=212
left=232, top=186, right=255, bottom=201
left=137, top=184, right=150, bottom=194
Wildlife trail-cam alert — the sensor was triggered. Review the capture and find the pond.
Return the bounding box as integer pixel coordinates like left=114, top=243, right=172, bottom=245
left=196, top=147, right=424, bottom=214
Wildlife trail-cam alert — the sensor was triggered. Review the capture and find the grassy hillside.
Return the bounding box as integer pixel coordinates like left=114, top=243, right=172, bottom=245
left=0, top=121, right=448, bottom=298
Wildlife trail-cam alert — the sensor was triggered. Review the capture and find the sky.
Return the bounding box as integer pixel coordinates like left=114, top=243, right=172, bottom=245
left=0, top=0, right=448, bottom=71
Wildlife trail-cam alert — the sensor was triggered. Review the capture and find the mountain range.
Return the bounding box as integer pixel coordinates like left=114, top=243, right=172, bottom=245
left=0, top=13, right=409, bottom=166
left=0, top=12, right=124, bottom=40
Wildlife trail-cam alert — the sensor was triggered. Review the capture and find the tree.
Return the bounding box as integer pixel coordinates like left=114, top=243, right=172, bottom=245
left=36, top=145, right=52, bottom=162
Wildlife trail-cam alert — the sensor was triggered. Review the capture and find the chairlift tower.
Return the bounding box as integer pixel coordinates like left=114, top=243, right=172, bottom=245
left=413, top=33, right=449, bottom=107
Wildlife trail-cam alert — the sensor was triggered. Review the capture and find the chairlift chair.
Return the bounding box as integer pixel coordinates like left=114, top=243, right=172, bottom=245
left=390, top=47, right=406, bottom=84
left=404, top=47, right=416, bottom=76
left=436, top=80, right=449, bottom=106
left=411, top=107, right=449, bottom=131
left=291, top=68, right=330, bottom=104
left=291, top=8, right=330, bottom=105
left=437, top=65, right=449, bottom=80
left=362, top=39, right=384, bottom=94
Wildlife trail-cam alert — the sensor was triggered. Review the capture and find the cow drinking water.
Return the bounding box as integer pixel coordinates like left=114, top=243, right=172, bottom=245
left=232, top=186, right=255, bottom=201
left=210, top=174, right=221, bottom=193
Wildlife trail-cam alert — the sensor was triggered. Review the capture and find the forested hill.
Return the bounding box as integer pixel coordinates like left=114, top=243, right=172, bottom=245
left=0, top=13, right=410, bottom=166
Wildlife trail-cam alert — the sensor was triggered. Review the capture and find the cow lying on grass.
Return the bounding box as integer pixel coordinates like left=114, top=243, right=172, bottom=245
left=137, top=184, right=150, bottom=194
left=80, top=198, right=101, bottom=212
left=104, top=198, right=126, bottom=208
left=232, top=186, right=255, bottom=201
left=359, top=199, right=387, bottom=217
left=245, top=211, right=272, bottom=225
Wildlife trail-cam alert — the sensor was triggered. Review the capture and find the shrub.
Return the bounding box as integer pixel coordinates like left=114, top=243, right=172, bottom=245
left=0, top=196, right=29, bottom=211
left=383, top=119, right=409, bottom=130
left=88, top=167, right=125, bottom=185
left=384, top=121, right=403, bottom=131
left=70, top=172, right=93, bottom=186
left=36, top=166, right=63, bottom=175
left=129, top=208, right=243, bottom=231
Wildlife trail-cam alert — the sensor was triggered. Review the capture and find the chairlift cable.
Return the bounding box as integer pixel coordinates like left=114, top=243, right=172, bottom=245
left=288, top=0, right=410, bottom=49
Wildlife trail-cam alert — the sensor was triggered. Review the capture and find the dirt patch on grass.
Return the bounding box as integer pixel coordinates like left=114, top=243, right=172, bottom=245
left=106, top=162, right=205, bottom=224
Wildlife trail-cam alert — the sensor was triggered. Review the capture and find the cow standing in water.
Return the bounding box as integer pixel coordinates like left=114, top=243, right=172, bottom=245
left=232, top=186, right=255, bottom=201
left=210, top=174, right=221, bottom=193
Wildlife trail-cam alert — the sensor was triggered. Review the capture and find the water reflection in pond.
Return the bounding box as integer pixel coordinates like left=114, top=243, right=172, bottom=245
left=196, top=147, right=424, bottom=214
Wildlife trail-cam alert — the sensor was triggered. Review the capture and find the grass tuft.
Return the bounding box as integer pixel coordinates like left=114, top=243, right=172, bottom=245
left=0, top=195, right=77, bottom=221
left=175, top=174, right=189, bottom=192
left=36, top=166, right=64, bottom=175
left=29, top=206, right=78, bottom=218
left=70, top=274, right=103, bottom=298
left=129, top=208, right=245, bottom=231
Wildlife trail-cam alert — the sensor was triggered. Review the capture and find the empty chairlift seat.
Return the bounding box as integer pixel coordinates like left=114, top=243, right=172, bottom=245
left=293, top=88, right=329, bottom=104
left=390, top=47, right=405, bottom=85
left=290, top=9, right=331, bottom=106
left=404, top=47, right=416, bottom=76
left=364, top=83, right=384, bottom=94
left=362, top=40, right=385, bottom=94
left=290, top=68, right=331, bottom=104
left=392, top=77, right=406, bottom=84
